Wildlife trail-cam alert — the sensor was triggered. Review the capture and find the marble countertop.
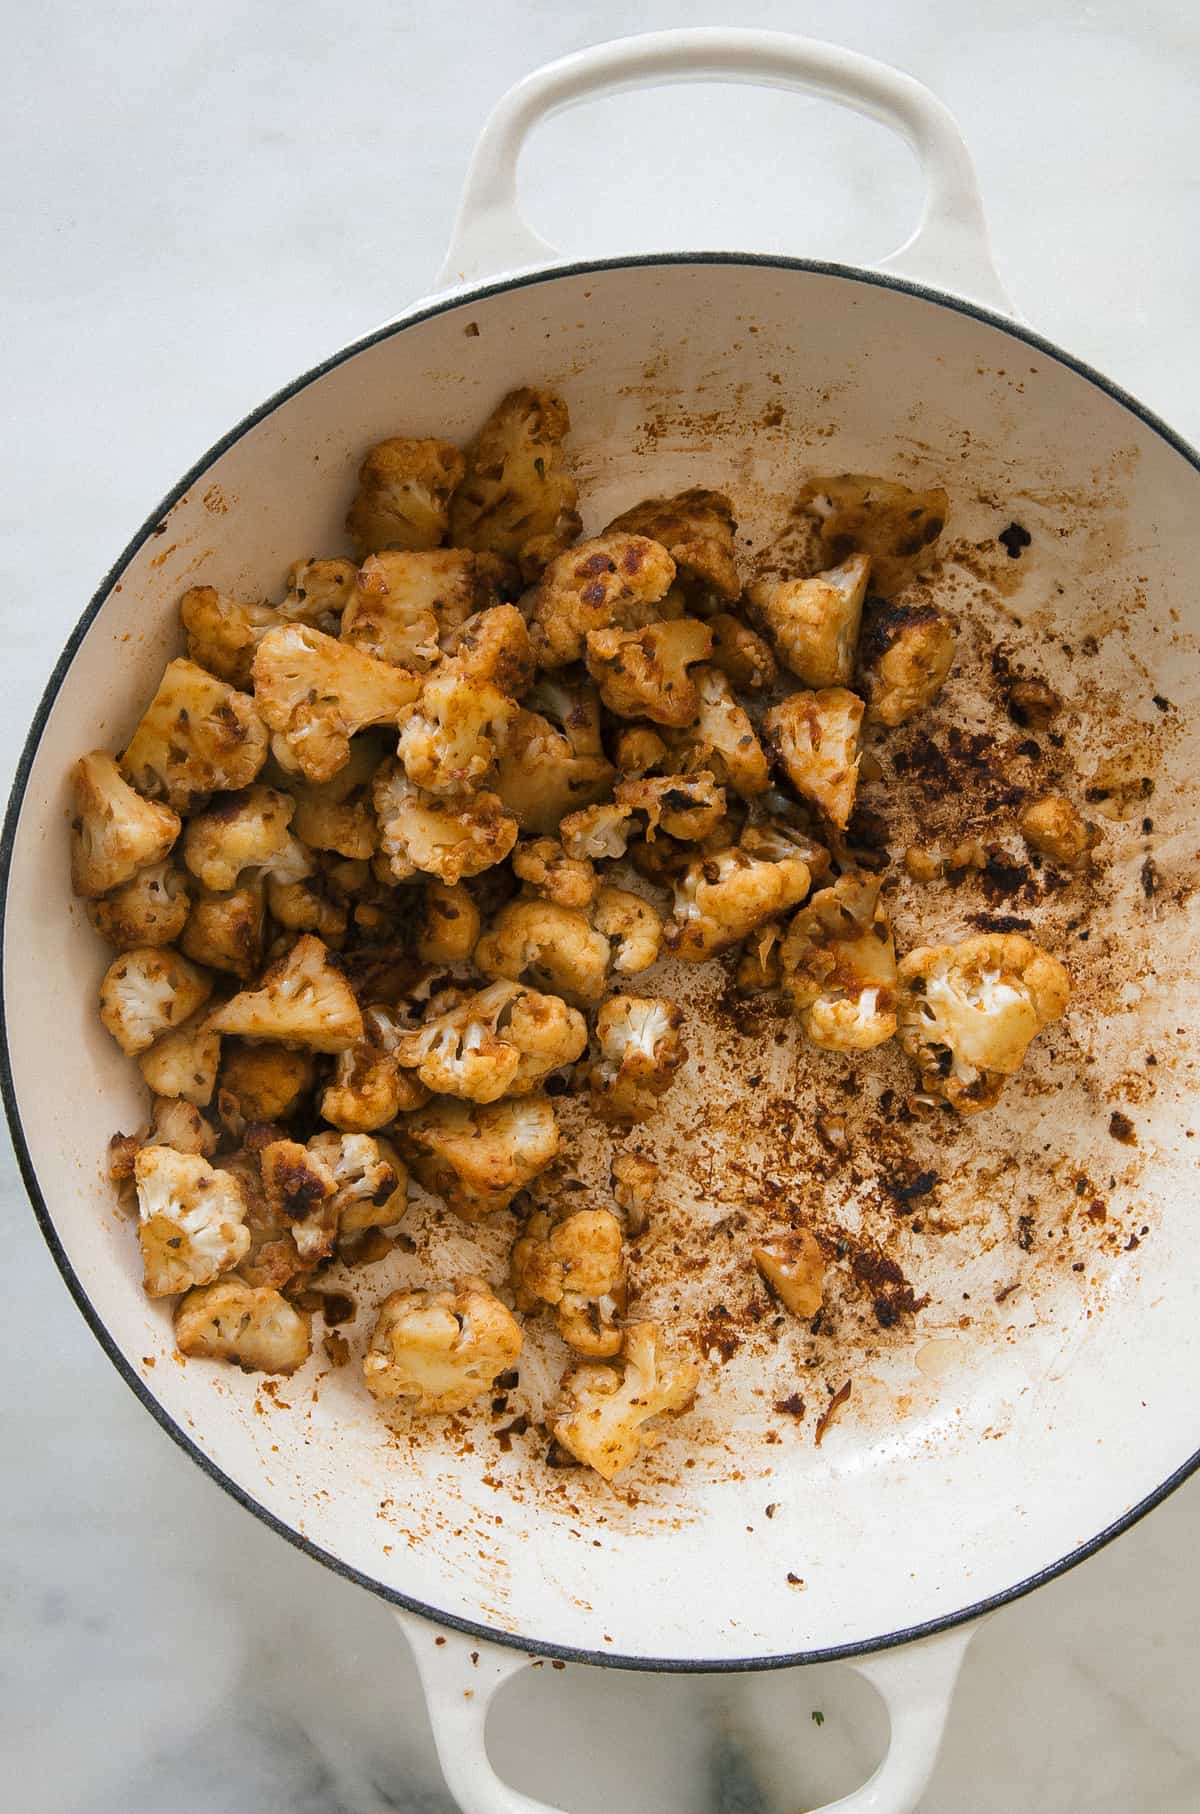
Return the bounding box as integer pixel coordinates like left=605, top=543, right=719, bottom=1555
left=4, top=2, right=1199, bottom=1808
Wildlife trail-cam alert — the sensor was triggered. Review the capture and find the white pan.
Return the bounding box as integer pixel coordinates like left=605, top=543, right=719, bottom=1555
left=5, top=30, right=1199, bottom=1814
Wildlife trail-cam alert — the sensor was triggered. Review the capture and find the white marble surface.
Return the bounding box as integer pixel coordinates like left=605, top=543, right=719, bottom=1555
left=3, top=1, right=1200, bottom=1808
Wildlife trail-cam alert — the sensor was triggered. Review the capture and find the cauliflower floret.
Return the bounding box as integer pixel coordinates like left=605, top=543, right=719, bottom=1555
left=610, top=1150, right=659, bottom=1236
left=512, top=1208, right=627, bottom=1357
left=260, top=1137, right=338, bottom=1261
left=402, top=1094, right=560, bottom=1221
left=1019, top=795, right=1100, bottom=870
left=135, top=1146, right=250, bottom=1297
left=372, top=758, right=517, bottom=883
left=148, top=1094, right=217, bottom=1157
left=604, top=488, right=739, bottom=603
left=612, top=726, right=671, bottom=778
left=747, top=553, right=871, bottom=687
left=121, top=658, right=268, bottom=811
left=444, top=602, right=535, bottom=693
left=363, top=1276, right=523, bottom=1413
left=175, top=1279, right=312, bottom=1374
left=90, top=860, right=190, bottom=950
left=707, top=614, right=778, bottom=692
left=306, top=1131, right=408, bottom=1235
left=278, top=557, right=359, bottom=629
left=764, top=687, right=864, bottom=829
left=615, top=771, right=727, bottom=843
left=70, top=752, right=181, bottom=898
left=552, top=1322, right=699, bottom=1479
left=265, top=873, right=348, bottom=945
left=219, top=1040, right=315, bottom=1122
left=320, top=1005, right=429, bottom=1131
left=180, top=586, right=285, bottom=688
left=345, top=436, right=465, bottom=556
left=417, top=879, right=482, bottom=962
left=397, top=667, right=518, bottom=796
left=529, top=533, right=676, bottom=667
left=181, top=879, right=265, bottom=979
left=735, top=921, right=784, bottom=994
left=591, top=885, right=663, bottom=975
left=252, top=624, right=420, bottom=784
left=896, top=932, right=1071, bottom=1112
left=665, top=843, right=815, bottom=961
left=182, top=786, right=299, bottom=891
left=397, top=979, right=587, bottom=1102
left=586, top=617, right=713, bottom=727
left=287, top=734, right=385, bottom=859
left=795, top=473, right=949, bottom=598
left=139, top=1012, right=221, bottom=1105
left=493, top=707, right=614, bottom=835
left=448, top=387, right=581, bottom=580
left=99, top=946, right=213, bottom=1055
left=677, top=667, right=770, bottom=797
left=589, top=995, right=686, bottom=1123
left=341, top=549, right=486, bottom=670
left=512, top=837, right=598, bottom=909
left=858, top=592, right=956, bottom=727
left=559, top=803, right=636, bottom=863
left=779, top=872, right=897, bottom=1052
left=753, top=1229, right=825, bottom=1318
left=475, top=899, right=611, bottom=1002
left=208, top=933, right=363, bottom=1051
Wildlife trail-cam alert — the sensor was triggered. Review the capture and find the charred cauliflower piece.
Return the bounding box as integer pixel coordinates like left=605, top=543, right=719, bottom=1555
left=780, top=872, right=897, bottom=1051
left=208, top=933, right=363, bottom=1051
left=180, top=586, right=284, bottom=688
left=796, top=474, right=949, bottom=598
left=121, top=659, right=268, bottom=812
left=139, top=1013, right=221, bottom=1105
left=397, top=979, right=586, bottom=1102
left=858, top=591, right=956, bottom=727
left=175, top=1279, right=312, bottom=1374
left=320, top=1005, right=428, bottom=1131
left=278, top=557, right=359, bottom=630
left=765, top=687, right=864, bottom=829
left=665, top=840, right=817, bottom=961
left=1019, top=795, right=1100, bottom=870
left=181, top=878, right=265, bottom=979
left=341, top=549, right=486, bottom=671
left=372, top=759, right=517, bottom=883
left=585, top=617, right=713, bottom=727
left=135, top=1145, right=249, bottom=1297
left=512, top=837, right=598, bottom=909
left=529, top=533, right=676, bottom=668
left=402, top=1093, right=560, bottom=1220
left=552, top=1322, right=699, bottom=1480
left=589, top=995, right=686, bottom=1123
left=592, top=886, right=663, bottom=976
left=896, top=932, right=1071, bottom=1112
left=90, top=860, right=190, bottom=951
left=604, top=488, right=739, bottom=603
left=182, top=785, right=301, bottom=891
left=753, top=1229, right=825, bottom=1318
left=475, top=899, right=611, bottom=1002
left=747, top=553, right=870, bottom=687
left=260, top=1137, right=338, bottom=1261
left=511, top=1207, right=627, bottom=1357
left=346, top=436, right=465, bottom=557
left=219, top=1040, right=315, bottom=1122
left=99, top=946, right=213, bottom=1055
left=252, top=624, right=420, bottom=784
left=707, top=614, right=778, bottom=692
left=615, top=772, right=725, bottom=843
left=306, top=1131, right=408, bottom=1235
left=492, top=673, right=614, bottom=834
left=363, top=1276, right=522, bottom=1413
left=735, top=921, right=783, bottom=994
left=70, top=752, right=181, bottom=898
left=448, top=387, right=580, bottom=580
left=287, top=735, right=385, bottom=860
left=417, top=879, right=481, bottom=963
left=396, top=607, right=531, bottom=795
left=674, top=666, right=770, bottom=797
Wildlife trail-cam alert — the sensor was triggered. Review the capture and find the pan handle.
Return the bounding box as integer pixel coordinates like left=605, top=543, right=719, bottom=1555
left=435, top=28, right=1012, bottom=313
left=397, top=1609, right=977, bottom=1814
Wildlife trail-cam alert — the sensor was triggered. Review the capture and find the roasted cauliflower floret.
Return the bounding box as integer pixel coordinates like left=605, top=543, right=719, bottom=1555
left=753, top=1229, right=825, bottom=1318
left=341, top=549, right=486, bottom=671
left=138, top=1012, right=221, bottom=1105
left=592, top=886, right=663, bottom=976
left=287, top=734, right=385, bottom=859
left=372, top=759, right=517, bottom=883
left=148, top=1094, right=217, bottom=1157
left=511, top=1207, right=627, bottom=1357
left=265, top=873, right=347, bottom=945
left=677, top=667, right=770, bottom=797
left=475, top=899, right=612, bottom=1002
left=747, top=553, right=870, bottom=687
left=417, top=879, right=481, bottom=962
left=99, top=946, right=213, bottom=1055
left=1019, top=795, right=1100, bottom=870
left=765, top=687, right=863, bottom=829
left=858, top=592, right=956, bottom=727
left=665, top=842, right=815, bottom=961
left=121, top=658, right=268, bottom=811
left=529, top=533, right=676, bottom=667
left=493, top=706, right=614, bottom=835
left=259, top=1137, right=338, bottom=1261
left=134, top=1145, right=250, bottom=1297
left=586, top=617, right=713, bottom=728
left=319, top=1005, right=428, bottom=1131
left=181, top=785, right=300, bottom=891
left=362, top=1276, right=523, bottom=1413
left=551, top=1322, right=699, bottom=1480
left=559, top=803, right=636, bottom=863
left=219, top=1040, right=315, bottom=1122
left=604, top=488, right=739, bottom=603
left=896, top=932, right=1071, bottom=1113
left=278, top=557, right=359, bottom=629
left=614, top=772, right=726, bottom=843
left=708, top=613, right=778, bottom=692
left=89, top=860, right=190, bottom=950
left=208, top=933, right=363, bottom=1051
left=589, top=995, right=686, bottom=1123
left=180, top=585, right=284, bottom=688
left=252, top=624, right=420, bottom=784
left=610, top=1150, right=659, bottom=1235
left=306, top=1131, right=408, bottom=1235
left=174, top=1279, right=312, bottom=1374
left=444, top=602, right=535, bottom=693
left=779, top=872, right=897, bottom=1051
left=396, top=650, right=522, bottom=796
left=795, top=473, right=949, bottom=598
left=448, top=387, right=580, bottom=579
left=70, top=752, right=181, bottom=898
left=512, top=837, right=598, bottom=909
left=181, top=879, right=265, bottom=979
left=346, top=436, right=465, bottom=556
left=397, top=979, right=586, bottom=1101
left=402, top=1094, right=560, bottom=1220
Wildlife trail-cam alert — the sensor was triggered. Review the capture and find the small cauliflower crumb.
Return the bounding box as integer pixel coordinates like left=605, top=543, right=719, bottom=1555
left=1019, top=795, right=1100, bottom=869
left=753, top=1229, right=825, bottom=1318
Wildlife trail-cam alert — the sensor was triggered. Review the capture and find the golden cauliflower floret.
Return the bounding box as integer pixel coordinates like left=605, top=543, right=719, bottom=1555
left=589, top=995, right=686, bottom=1124
left=492, top=707, right=614, bottom=835
left=181, top=879, right=265, bottom=979
left=70, top=752, right=181, bottom=898
left=795, top=473, right=949, bottom=598
left=585, top=617, right=713, bottom=728
left=252, top=624, right=420, bottom=785
left=747, top=553, right=870, bottom=688
left=259, top=1137, right=338, bottom=1261
left=764, top=687, right=864, bottom=830
left=279, top=557, right=359, bottom=629
left=753, top=1229, right=825, bottom=1319
left=182, top=785, right=299, bottom=891
left=397, top=979, right=586, bottom=1102
left=372, top=758, right=517, bottom=883
left=614, top=772, right=726, bottom=843
left=363, top=1276, right=523, bottom=1413
left=665, top=843, right=815, bottom=961
left=604, top=488, right=740, bottom=603
left=475, top=898, right=612, bottom=1002
left=552, top=1322, right=699, bottom=1480
left=121, top=658, right=268, bottom=812
left=265, top=873, right=347, bottom=946
left=134, top=1145, right=250, bottom=1297
left=779, top=872, right=897, bottom=1052
left=89, top=860, right=190, bottom=950
left=346, top=435, right=465, bottom=556
left=148, top=1095, right=217, bottom=1157
left=896, top=932, right=1071, bottom=1113
left=417, top=879, right=481, bottom=962
left=180, top=585, right=285, bottom=688
left=175, top=1279, right=312, bottom=1374
left=208, top=933, right=363, bottom=1051
left=678, top=666, right=770, bottom=797
left=397, top=668, right=518, bottom=797
left=444, top=602, right=535, bottom=695
left=529, top=533, right=676, bottom=668
left=219, top=1040, right=315, bottom=1122
left=512, top=1207, right=627, bottom=1357
left=858, top=592, right=956, bottom=727
left=708, top=614, right=778, bottom=692
left=138, top=1012, right=221, bottom=1105
left=448, top=387, right=580, bottom=579
left=306, top=1130, right=408, bottom=1235
left=1019, top=795, right=1100, bottom=870
left=320, top=1005, right=429, bottom=1131
left=287, top=734, right=385, bottom=860
left=512, top=837, right=598, bottom=909
left=559, top=803, right=636, bottom=863
left=592, top=885, right=663, bottom=976
left=402, top=1093, right=560, bottom=1220
left=99, top=946, right=213, bottom=1055
left=341, top=549, right=486, bottom=670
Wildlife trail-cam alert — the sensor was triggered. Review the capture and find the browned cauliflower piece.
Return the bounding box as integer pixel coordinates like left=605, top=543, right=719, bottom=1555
left=252, top=625, right=420, bottom=784
left=175, top=1278, right=312, bottom=1374
left=1019, top=795, right=1100, bottom=870
left=475, top=899, right=612, bottom=1002
left=559, top=802, right=636, bottom=863
left=148, top=1095, right=217, bottom=1157
left=121, top=659, right=268, bottom=812
left=70, top=752, right=181, bottom=898
left=396, top=611, right=531, bottom=795
left=401, top=1094, right=560, bottom=1220
left=551, top=1322, right=699, bottom=1479
left=511, top=837, right=598, bottom=909
left=779, top=872, right=897, bottom=1051
left=896, top=932, right=1071, bottom=1113
left=278, top=557, right=359, bottom=629
left=181, top=785, right=301, bottom=891
left=512, top=1207, right=627, bottom=1357
left=589, top=995, right=686, bottom=1123
left=735, top=921, right=784, bottom=994
left=747, top=553, right=871, bottom=687
left=138, top=1012, right=221, bottom=1105
left=99, top=946, right=213, bottom=1055
left=676, top=667, right=770, bottom=797
left=180, top=879, right=265, bottom=979
left=795, top=474, right=949, bottom=597
left=287, top=734, right=385, bottom=860
left=591, top=885, right=663, bottom=976
left=585, top=617, right=713, bottom=727
left=416, top=879, right=481, bottom=963
left=448, top=388, right=581, bottom=580
left=396, top=979, right=587, bottom=1102
left=492, top=673, right=614, bottom=834
left=219, top=1040, right=314, bottom=1122
left=753, top=1229, right=825, bottom=1318
left=707, top=614, right=778, bottom=692
left=764, top=687, right=864, bottom=829
left=134, top=1145, right=250, bottom=1297
left=529, top=533, right=676, bottom=667
left=306, top=1131, right=408, bottom=1235
left=208, top=933, right=363, bottom=1051
left=610, top=1150, right=659, bottom=1235
left=614, top=772, right=727, bottom=842
left=259, top=1137, right=339, bottom=1262
left=372, top=758, right=517, bottom=883
left=362, top=1276, right=523, bottom=1413
left=604, top=488, right=739, bottom=603
left=320, top=1005, right=429, bottom=1131
left=89, top=860, right=190, bottom=950
left=265, top=873, right=348, bottom=946
left=341, top=549, right=486, bottom=670
left=664, top=839, right=817, bottom=961
left=443, top=601, right=535, bottom=694
left=858, top=591, right=956, bottom=727
left=180, top=586, right=285, bottom=688
left=346, top=436, right=465, bottom=556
